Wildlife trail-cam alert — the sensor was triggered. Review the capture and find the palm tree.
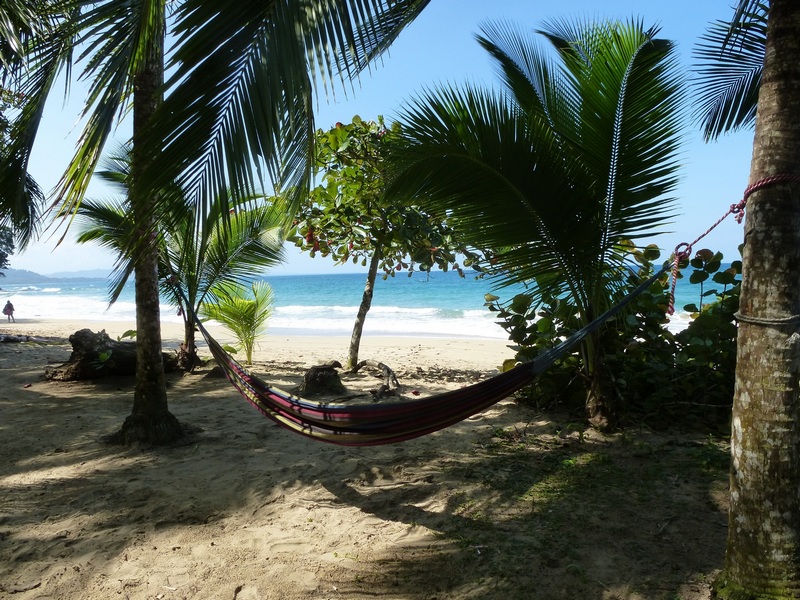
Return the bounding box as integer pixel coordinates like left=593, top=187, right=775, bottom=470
left=75, top=146, right=285, bottom=371
left=694, top=1, right=800, bottom=596
left=158, top=203, right=283, bottom=370
left=4, top=0, right=431, bottom=444
left=388, top=18, right=685, bottom=428
left=200, top=280, right=275, bottom=366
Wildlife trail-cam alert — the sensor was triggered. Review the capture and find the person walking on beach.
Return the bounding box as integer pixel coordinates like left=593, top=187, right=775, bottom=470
left=3, top=300, right=14, bottom=322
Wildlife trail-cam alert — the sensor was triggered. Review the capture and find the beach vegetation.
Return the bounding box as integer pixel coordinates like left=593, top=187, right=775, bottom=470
left=388, top=18, right=685, bottom=429
left=75, top=145, right=284, bottom=371
left=488, top=245, right=740, bottom=430
left=200, top=280, right=275, bottom=365
left=5, top=1, right=431, bottom=444
left=155, top=199, right=283, bottom=371
left=292, top=117, right=473, bottom=370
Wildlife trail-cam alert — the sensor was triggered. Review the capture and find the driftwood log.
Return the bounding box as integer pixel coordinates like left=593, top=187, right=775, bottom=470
left=44, top=328, right=178, bottom=381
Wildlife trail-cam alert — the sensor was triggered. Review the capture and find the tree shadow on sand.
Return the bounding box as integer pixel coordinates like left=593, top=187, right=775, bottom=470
left=1, top=349, right=728, bottom=599
left=312, top=427, right=729, bottom=599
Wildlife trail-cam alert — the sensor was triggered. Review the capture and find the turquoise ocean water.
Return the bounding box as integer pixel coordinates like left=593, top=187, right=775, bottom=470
left=1, top=269, right=701, bottom=339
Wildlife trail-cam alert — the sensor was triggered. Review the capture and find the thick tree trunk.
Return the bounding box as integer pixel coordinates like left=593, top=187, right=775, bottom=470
left=345, top=247, right=382, bottom=371
left=113, top=4, right=183, bottom=445
left=715, top=2, right=800, bottom=597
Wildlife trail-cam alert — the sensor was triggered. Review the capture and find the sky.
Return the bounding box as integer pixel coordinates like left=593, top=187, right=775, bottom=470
left=12, top=0, right=754, bottom=276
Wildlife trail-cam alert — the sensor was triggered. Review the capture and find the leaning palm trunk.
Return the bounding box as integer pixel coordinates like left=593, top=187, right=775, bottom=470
left=715, top=0, right=800, bottom=595
left=112, top=5, right=182, bottom=444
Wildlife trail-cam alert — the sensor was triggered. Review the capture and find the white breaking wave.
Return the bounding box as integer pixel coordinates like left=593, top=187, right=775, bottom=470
left=268, top=305, right=505, bottom=338
left=4, top=293, right=507, bottom=338
left=3, top=273, right=696, bottom=339
left=4, top=293, right=185, bottom=325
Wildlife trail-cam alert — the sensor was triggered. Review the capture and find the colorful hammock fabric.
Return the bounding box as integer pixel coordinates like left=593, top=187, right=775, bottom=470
left=193, top=266, right=668, bottom=446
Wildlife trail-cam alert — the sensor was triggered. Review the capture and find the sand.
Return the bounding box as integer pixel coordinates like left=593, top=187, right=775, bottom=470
left=0, top=318, right=727, bottom=599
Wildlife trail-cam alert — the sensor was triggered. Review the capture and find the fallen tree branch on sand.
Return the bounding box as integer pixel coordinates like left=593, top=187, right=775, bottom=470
left=350, top=359, right=400, bottom=401
left=44, top=328, right=178, bottom=381
left=0, top=334, right=54, bottom=344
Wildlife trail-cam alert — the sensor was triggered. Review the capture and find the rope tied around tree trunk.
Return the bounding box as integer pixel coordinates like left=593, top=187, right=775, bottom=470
left=667, top=174, right=800, bottom=315
left=733, top=312, right=800, bottom=327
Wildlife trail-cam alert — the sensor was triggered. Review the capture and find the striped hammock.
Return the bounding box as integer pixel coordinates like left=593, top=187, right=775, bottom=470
left=194, top=266, right=668, bottom=446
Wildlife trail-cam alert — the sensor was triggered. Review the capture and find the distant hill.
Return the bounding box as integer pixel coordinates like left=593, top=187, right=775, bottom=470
left=47, top=268, right=111, bottom=279
left=0, top=268, right=110, bottom=284
left=0, top=268, right=51, bottom=284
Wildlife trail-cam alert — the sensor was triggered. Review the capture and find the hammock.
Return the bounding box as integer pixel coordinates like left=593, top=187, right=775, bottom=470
left=193, top=266, right=668, bottom=446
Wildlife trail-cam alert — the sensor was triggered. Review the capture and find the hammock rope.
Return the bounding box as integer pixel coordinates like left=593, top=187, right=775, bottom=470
left=187, top=264, right=669, bottom=446
left=667, top=174, right=800, bottom=314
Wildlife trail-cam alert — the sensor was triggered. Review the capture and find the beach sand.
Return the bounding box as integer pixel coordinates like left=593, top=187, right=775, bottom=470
left=1, top=319, right=727, bottom=599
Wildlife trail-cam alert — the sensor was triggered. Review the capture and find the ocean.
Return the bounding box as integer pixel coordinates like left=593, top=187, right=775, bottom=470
left=0, top=269, right=702, bottom=339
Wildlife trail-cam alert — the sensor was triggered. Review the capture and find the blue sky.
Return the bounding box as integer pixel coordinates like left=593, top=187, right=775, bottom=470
left=13, top=0, right=754, bottom=275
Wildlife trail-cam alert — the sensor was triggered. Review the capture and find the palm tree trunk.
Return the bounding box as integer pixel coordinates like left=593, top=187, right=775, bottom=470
left=179, top=317, right=200, bottom=372
left=346, top=247, right=382, bottom=371
left=114, top=2, right=182, bottom=444
left=583, top=330, right=612, bottom=429
left=715, top=1, right=800, bottom=596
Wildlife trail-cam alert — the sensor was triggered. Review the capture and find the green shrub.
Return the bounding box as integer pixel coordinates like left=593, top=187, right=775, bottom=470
left=488, top=245, right=740, bottom=430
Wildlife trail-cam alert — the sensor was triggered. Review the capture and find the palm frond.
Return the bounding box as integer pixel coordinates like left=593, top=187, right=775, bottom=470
left=692, top=3, right=766, bottom=140
left=139, top=0, right=430, bottom=233
left=390, top=18, right=685, bottom=316
left=54, top=0, right=153, bottom=217
left=200, top=280, right=275, bottom=364
left=330, top=0, right=432, bottom=75
left=0, top=0, right=64, bottom=76
left=0, top=5, right=77, bottom=245
left=196, top=205, right=285, bottom=304
left=74, top=197, right=130, bottom=245
left=389, top=84, right=591, bottom=304
left=477, top=20, right=574, bottom=139
left=0, top=171, right=46, bottom=249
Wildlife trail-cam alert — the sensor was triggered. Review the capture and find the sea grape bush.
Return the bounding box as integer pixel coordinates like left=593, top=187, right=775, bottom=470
left=488, top=245, right=740, bottom=429
left=290, top=116, right=475, bottom=278
left=671, top=248, right=741, bottom=425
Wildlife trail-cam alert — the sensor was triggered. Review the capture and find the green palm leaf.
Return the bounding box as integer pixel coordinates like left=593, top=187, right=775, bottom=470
left=692, top=2, right=766, bottom=140
left=390, top=19, right=684, bottom=314
left=4, top=0, right=431, bottom=241
left=75, top=146, right=284, bottom=328
left=138, top=0, right=432, bottom=228
left=0, top=4, right=74, bottom=245
left=200, top=280, right=275, bottom=365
